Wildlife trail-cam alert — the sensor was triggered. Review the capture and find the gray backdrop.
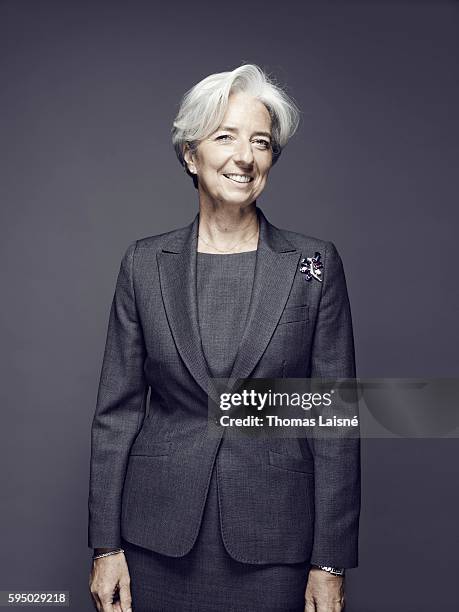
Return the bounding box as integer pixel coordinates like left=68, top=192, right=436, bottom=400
left=1, top=1, right=458, bottom=610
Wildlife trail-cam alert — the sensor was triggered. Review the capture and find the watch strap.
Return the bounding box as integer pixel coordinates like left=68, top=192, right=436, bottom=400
left=312, top=564, right=345, bottom=576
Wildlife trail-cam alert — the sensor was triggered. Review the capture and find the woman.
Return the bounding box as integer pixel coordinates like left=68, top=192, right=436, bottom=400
left=88, top=64, right=360, bottom=612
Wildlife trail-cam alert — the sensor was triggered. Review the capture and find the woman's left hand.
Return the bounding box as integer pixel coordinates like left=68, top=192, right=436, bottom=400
left=304, top=567, right=345, bottom=611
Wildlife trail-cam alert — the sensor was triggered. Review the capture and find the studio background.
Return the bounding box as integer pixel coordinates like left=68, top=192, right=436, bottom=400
left=1, top=1, right=458, bottom=610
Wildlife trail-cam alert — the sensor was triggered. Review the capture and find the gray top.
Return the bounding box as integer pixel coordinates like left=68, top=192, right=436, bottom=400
left=196, top=250, right=257, bottom=379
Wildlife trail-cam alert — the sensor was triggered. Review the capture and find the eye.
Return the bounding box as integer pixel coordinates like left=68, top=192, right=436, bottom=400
left=216, top=134, right=232, bottom=141
left=254, top=139, right=271, bottom=149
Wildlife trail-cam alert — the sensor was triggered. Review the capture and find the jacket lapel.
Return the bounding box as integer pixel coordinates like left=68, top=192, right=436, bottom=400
left=157, top=213, right=220, bottom=403
left=227, top=208, right=301, bottom=384
left=157, top=208, right=301, bottom=403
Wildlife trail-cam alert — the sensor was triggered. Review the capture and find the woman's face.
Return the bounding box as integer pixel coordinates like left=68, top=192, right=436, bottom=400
left=184, top=92, right=273, bottom=207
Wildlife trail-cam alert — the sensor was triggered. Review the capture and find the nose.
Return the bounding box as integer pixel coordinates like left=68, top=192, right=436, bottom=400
left=233, top=139, right=254, bottom=166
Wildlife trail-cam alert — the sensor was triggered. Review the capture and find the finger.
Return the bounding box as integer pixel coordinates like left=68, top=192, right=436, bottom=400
left=330, top=591, right=345, bottom=612
left=89, top=588, right=101, bottom=612
left=336, top=597, right=345, bottom=612
left=304, top=596, right=316, bottom=612
left=316, top=599, right=342, bottom=612
left=119, top=582, right=132, bottom=612
left=91, top=592, right=102, bottom=612
left=315, top=601, right=330, bottom=612
left=89, top=577, right=101, bottom=611
left=99, top=591, right=115, bottom=612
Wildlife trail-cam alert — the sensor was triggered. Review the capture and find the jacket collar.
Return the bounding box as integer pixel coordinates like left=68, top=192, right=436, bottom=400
left=161, top=207, right=296, bottom=254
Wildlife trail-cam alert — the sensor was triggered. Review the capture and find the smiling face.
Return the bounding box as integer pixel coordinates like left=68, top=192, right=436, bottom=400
left=184, top=92, right=274, bottom=208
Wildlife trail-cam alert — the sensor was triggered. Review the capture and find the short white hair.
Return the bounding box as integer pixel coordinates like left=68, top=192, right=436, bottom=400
left=171, top=63, right=301, bottom=187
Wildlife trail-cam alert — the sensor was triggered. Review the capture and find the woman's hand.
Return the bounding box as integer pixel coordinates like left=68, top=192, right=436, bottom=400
left=304, top=567, right=345, bottom=611
left=89, top=552, right=132, bottom=612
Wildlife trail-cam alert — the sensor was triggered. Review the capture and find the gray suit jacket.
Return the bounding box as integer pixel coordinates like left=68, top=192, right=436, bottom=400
left=88, top=207, right=360, bottom=567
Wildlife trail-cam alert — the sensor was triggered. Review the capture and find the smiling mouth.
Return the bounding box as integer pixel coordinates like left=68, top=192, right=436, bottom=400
left=223, top=173, right=254, bottom=184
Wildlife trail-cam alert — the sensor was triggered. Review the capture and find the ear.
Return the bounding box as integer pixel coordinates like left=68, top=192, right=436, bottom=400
left=183, top=144, right=197, bottom=174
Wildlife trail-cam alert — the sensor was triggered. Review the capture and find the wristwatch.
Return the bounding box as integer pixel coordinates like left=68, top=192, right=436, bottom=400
left=312, top=565, right=345, bottom=576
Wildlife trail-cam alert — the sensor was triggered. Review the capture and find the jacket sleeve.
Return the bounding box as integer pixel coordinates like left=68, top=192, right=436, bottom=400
left=88, top=241, right=148, bottom=549
left=309, top=241, right=361, bottom=568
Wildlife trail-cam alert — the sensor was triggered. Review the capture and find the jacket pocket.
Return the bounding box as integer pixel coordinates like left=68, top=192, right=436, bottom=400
left=268, top=449, right=314, bottom=474
left=278, top=305, right=309, bottom=325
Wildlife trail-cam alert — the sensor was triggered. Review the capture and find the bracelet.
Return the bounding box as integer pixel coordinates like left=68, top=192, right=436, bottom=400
left=93, top=548, right=124, bottom=560
left=312, top=564, right=345, bottom=576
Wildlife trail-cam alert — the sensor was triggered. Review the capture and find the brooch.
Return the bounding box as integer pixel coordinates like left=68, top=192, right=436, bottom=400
left=299, top=252, right=323, bottom=282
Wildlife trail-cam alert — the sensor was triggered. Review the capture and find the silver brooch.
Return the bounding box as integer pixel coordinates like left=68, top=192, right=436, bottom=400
left=299, top=252, right=323, bottom=282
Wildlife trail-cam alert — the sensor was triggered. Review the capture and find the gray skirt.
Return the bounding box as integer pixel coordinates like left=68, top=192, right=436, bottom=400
left=122, top=463, right=311, bottom=612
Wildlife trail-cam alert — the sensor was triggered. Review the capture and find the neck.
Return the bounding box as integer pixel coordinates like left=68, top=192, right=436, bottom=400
left=197, top=202, right=259, bottom=254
